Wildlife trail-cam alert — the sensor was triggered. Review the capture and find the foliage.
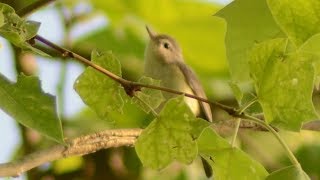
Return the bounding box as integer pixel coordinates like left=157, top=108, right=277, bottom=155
left=198, top=128, right=269, bottom=180
left=0, top=3, right=46, bottom=55
left=0, top=0, right=320, bottom=179
left=74, top=50, right=124, bottom=120
left=249, top=38, right=317, bottom=131
left=0, top=73, right=64, bottom=143
left=216, top=0, right=319, bottom=131
left=135, top=96, right=209, bottom=169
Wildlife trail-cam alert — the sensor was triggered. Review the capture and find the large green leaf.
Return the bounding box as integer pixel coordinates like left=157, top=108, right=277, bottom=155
left=0, top=74, right=64, bottom=143
left=249, top=38, right=318, bottom=131
left=198, top=128, right=268, bottom=180
left=266, top=165, right=310, bottom=180
left=215, top=0, right=283, bottom=81
left=74, top=50, right=124, bottom=120
left=135, top=96, right=209, bottom=169
left=267, top=0, right=320, bottom=47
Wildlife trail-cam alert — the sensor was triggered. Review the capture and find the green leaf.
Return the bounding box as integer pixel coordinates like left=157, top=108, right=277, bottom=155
left=74, top=50, right=124, bottom=120
left=300, top=33, right=320, bottom=87
left=135, top=96, right=209, bottom=169
left=215, top=0, right=283, bottom=81
left=228, top=81, right=243, bottom=105
left=266, top=165, right=310, bottom=180
left=0, top=3, right=48, bottom=56
left=198, top=128, right=268, bottom=180
left=300, top=33, right=320, bottom=56
left=132, top=76, right=165, bottom=113
left=249, top=38, right=318, bottom=131
left=0, top=3, right=39, bottom=48
left=267, top=0, right=320, bottom=47
left=0, top=73, right=64, bottom=143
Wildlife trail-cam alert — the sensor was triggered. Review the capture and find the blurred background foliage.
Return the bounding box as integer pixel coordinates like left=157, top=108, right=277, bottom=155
left=0, top=0, right=320, bottom=179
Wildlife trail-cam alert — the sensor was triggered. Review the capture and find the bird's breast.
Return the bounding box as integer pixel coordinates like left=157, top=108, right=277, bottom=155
left=144, top=59, right=200, bottom=115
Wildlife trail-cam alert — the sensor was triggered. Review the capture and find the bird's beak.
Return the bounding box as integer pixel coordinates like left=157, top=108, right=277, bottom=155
left=146, top=25, right=156, bottom=40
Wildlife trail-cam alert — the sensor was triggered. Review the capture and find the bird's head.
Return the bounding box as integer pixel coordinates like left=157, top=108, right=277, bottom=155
left=145, top=26, right=183, bottom=64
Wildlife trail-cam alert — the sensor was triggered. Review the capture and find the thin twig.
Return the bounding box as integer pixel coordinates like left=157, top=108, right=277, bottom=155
left=17, top=0, right=55, bottom=17
left=231, top=118, right=241, bottom=147
left=57, top=62, right=67, bottom=116
left=238, top=98, right=257, bottom=114
left=0, top=129, right=142, bottom=177
left=242, top=114, right=301, bottom=168
left=35, top=35, right=127, bottom=85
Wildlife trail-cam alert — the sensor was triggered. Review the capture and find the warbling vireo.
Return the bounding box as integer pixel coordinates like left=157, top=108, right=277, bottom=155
left=144, top=26, right=213, bottom=177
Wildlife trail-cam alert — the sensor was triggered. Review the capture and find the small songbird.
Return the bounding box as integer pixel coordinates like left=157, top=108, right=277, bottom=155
left=144, top=26, right=213, bottom=178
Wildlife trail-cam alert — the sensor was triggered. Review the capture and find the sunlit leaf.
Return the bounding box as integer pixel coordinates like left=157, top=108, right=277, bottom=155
left=266, top=165, right=310, bottom=180
left=215, top=0, right=283, bottom=81
left=198, top=128, right=268, bottom=180
left=0, top=73, right=64, bottom=143
left=300, top=33, right=320, bottom=87
left=267, top=0, right=320, bottom=47
left=135, top=96, right=209, bottom=169
left=74, top=50, right=124, bottom=120
left=132, top=76, right=164, bottom=113
left=249, top=38, right=318, bottom=131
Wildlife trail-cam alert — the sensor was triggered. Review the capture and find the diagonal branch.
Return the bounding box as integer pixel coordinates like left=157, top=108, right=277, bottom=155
left=0, top=129, right=142, bottom=177
left=34, top=35, right=237, bottom=116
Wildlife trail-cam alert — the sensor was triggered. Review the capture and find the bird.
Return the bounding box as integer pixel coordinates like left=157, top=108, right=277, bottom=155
left=144, top=26, right=213, bottom=178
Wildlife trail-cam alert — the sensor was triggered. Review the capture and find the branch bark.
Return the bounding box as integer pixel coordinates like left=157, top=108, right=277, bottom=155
left=0, top=129, right=142, bottom=177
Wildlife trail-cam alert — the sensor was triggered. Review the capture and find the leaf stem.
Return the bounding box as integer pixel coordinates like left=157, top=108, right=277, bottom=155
left=35, top=35, right=128, bottom=85
left=56, top=62, right=67, bottom=116
left=243, top=114, right=301, bottom=168
left=238, top=98, right=257, bottom=114
left=133, top=95, right=158, bottom=117
left=231, top=118, right=241, bottom=147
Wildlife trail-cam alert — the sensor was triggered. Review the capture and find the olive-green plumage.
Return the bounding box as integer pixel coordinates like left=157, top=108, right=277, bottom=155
left=144, top=26, right=213, bottom=177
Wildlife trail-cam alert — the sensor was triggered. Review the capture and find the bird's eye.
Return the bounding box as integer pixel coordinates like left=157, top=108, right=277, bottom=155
left=163, top=42, right=170, bottom=49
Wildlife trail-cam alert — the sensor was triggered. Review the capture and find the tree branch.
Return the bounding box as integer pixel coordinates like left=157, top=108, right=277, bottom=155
left=0, top=129, right=142, bottom=177
left=33, top=35, right=237, bottom=116
left=34, top=34, right=320, bottom=132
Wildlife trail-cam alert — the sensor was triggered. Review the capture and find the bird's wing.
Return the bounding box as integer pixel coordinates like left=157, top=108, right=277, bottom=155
left=176, top=61, right=213, bottom=122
